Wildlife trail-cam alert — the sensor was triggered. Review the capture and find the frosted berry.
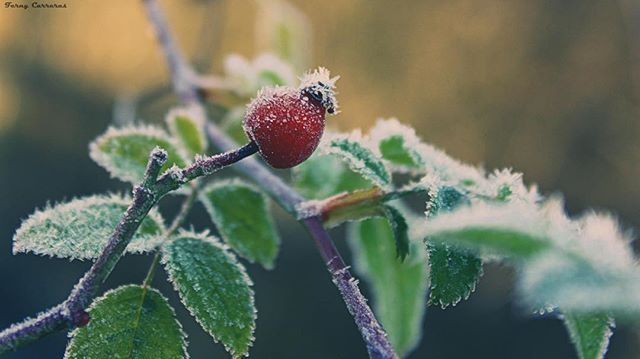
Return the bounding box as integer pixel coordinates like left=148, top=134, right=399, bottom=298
left=243, top=67, right=339, bottom=169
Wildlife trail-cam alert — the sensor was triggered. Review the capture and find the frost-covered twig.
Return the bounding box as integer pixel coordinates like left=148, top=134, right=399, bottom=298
left=0, top=144, right=257, bottom=354
left=141, top=0, right=398, bottom=357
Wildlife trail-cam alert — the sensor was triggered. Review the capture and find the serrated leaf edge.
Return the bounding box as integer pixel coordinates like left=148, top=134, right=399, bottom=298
left=161, top=230, right=257, bottom=358
left=562, top=313, right=614, bottom=359
left=12, top=193, right=167, bottom=260
left=427, top=245, right=484, bottom=309
left=369, top=117, right=426, bottom=173
left=320, top=130, right=392, bottom=188
left=89, top=124, right=189, bottom=184
left=64, top=284, right=189, bottom=359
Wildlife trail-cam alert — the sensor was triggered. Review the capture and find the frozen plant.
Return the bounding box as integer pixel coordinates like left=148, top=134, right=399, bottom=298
left=0, top=1, right=637, bottom=359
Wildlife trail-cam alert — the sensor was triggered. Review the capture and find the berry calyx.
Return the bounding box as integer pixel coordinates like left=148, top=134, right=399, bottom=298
left=243, top=67, right=339, bottom=169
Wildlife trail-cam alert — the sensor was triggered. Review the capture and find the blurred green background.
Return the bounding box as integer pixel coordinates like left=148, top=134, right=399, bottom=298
left=1, top=0, right=640, bottom=358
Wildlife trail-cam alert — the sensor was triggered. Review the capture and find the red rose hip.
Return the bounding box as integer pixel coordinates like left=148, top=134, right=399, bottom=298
left=243, top=67, right=339, bottom=169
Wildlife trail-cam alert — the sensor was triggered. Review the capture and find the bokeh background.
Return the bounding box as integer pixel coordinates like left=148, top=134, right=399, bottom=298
left=1, top=0, right=640, bottom=358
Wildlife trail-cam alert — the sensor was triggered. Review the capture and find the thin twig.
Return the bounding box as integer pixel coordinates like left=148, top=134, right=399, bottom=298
left=0, top=144, right=257, bottom=355
left=142, top=0, right=398, bottom=357
left=143, top=183, right=200, bottom=289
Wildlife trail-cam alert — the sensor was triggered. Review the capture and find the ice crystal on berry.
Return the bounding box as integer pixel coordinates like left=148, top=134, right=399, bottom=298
left=299, top=67, right=340, bottom=114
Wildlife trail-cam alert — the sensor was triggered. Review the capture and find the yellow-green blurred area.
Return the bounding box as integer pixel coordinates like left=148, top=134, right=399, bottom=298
left=1, top=0, right=640, bottom=358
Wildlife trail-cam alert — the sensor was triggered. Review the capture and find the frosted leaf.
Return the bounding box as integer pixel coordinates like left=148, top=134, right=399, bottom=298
left=65, top=285, right=188, bottom=359
left=368, top=119, right=541, bottom=204
left=255, top=0, right=311, bottom=70
left=13, top=194, right=165, bottom=260
left=413, top=173, right=442, bottom=214
left=518, top=252, right=640, bottom=316
left=348, top=217, right=428, bottom=357
left=424, top=186, right=483, bottom=308
left=484, top=168, right=541, bottom=205
left=517, top=211, right=638, bottom=315
left=200, top=179, right=281, bottom=270
left=90, top=125, right=188, bottom=184
left=571, top=212, right=636, bottom=272
left=369, top=118, right=425, bottom=171
left=423, top=196, right=640, bottom=316
left=162, top=231, right=255, bottom=358
left=320, top=130, right=391, bottom=188
left=428, top=244, right=483, bottom=308
left=166, top=106, right=207, bottom=156
left=532, top=201, right=634, bottom=270
left=421, top=201, right=552, bottom=260
left=368, top=119, right=485, bottom=186
left=562, top=312, right=614, bottom=359
left=291, top=153, right=370, bottom=200
left=425, top=186, right=470, bottom=218
left=536, top=197, right=581, bottom=248
left=383, top=205, right=410, bottom=261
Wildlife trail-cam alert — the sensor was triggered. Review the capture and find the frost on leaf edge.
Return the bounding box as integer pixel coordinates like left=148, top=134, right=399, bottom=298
left=160, top=230, right=257, bottom=359
left=12, top=193, right=167, bottom=260
left=64, top=284, right=189, bottom=359
left=89, top=125, right=189, bottom=184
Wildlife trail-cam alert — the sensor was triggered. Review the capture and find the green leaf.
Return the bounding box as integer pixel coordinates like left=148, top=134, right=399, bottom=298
left=323, top=134, right=391, bottom=188
left=90, top=125, right=188, bottom=184
left=426, top=186, right=482, bottom=308
left=563, top=312, right=614, bottom=359
left=369, top=118, right=485, bottom=185
left=13, top=194, right=165, bottom=260
left=486, top=168, right=539, bottom=205
left=427, top=244, right=482, bottom=308
left=430, top=228, right=550, bottom=260
left=379, top=135, right=422, bottom=169
left=65, top=285, right=187, bottom=359
left=348, top=218, right=428, bottom=356
left=292, top=153, right=371, bottom=200
left=426, top=186, right=470, bottom=216
left=383, top=205, right=410, bottom=261
left=423, top=202, right=552, bottom=260
left=369, top=119, right=423, bottom=171
left=166, top=107, right=207, bottom=156
left=200, top=180, right=280, bottom=269
left=519, top=252, right=640, bottom=316
left=514, top=213, right=637, bottom=315
left=162, top=233, right=255, bottom=358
